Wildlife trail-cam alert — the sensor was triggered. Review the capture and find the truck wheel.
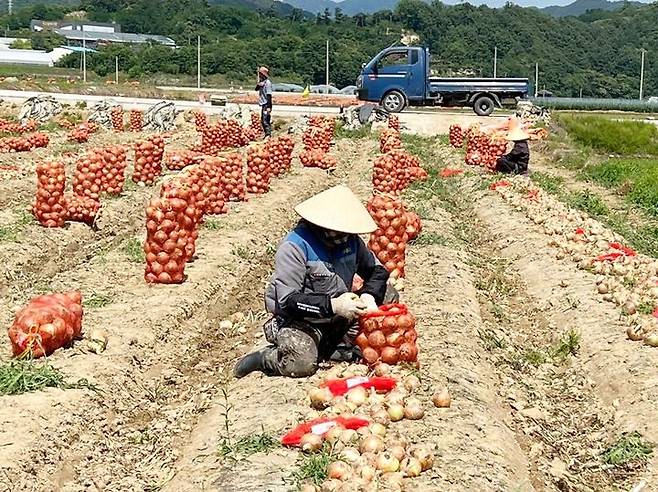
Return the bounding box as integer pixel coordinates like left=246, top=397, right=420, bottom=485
left=473, top=96, right=495, bottom=116
left=381, top=91, right=406, bottom=113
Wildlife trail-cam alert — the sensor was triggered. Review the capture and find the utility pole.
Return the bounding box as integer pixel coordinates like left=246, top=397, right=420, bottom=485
left=82, top=27, right=87, bottom=83
left=325, top=39, right=330, bottom=93
left=197, top=35, right=201, bottom=89
left=8, top=0, right=13, bottom=15
left=115, top=56, right=119, bottom=84
left=579, top=88, right=583, bottom=98
left=534, top=63, right=539, bottom=98
left=493, top=46, right=497, bottom=78
left=640, top=49, right=646, bottom=101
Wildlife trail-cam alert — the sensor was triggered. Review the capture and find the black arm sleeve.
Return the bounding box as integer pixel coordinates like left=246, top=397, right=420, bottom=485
left=508, top=142, right=529, bottom=164
left=266, top=94, right=273, bottom=109
left=284, top=292, right=333, bottom=318
left=354, top=238, right=389, bottom=304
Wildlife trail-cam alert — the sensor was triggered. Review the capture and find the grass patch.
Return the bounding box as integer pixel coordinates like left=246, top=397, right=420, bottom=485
left=585, top=158, right=658, bottom=216
left=83, top=292, right=113, bottom=308
left=0, top=211, right=34, bottom=243
left=558, top=114, right=658, bottom=155
left=230, top=245, right=252, bottom=259
left=122, top=238, right=145, bottom=263
left=478, top=328, right=507, bottom=351
left=203, top=217, right=223, bottom=230
left=523, top=349, right=547, bottom=366
left=219, top=428, right=280, bottom=459
left=602, top=432, right=653, bottom=467
left=550, top=329, right=580, bottom=361
left=565, top=190, right=609, bottom=217
left=411, top=232, right=450, bottom=246
left=291, top=444, right=334, bottom=487
left=0, top=359, right=97, bottom=396
left=532, top=172, right=565, bottom=195
left=335, top=122, right=373, bottom=140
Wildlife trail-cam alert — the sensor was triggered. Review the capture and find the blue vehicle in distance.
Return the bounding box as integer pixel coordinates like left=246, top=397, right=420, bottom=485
left=356, top=46, right=529, bottom=115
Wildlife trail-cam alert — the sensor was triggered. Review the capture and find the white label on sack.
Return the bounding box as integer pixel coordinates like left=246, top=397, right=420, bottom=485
left=346, top=376, right=369, bottom=389
left=311, top=421, right=337, bottom=435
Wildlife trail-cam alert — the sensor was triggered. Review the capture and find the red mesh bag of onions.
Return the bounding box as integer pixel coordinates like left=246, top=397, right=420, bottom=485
left=356, top=303, right=419, bottom=367
left=8, top=291, right=83, bottom=358
left=281, top=416, right=370, bottom=447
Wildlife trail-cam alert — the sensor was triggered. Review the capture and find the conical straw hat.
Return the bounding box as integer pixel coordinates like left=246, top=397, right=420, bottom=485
left=294, top=185, right=377, bottom=234
left=506, top=127, right=530, bottom=141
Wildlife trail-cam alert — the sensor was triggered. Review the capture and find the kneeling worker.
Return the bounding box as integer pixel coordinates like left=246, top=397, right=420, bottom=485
left=496, top=127, right=530, bottom=175
left=234, top=185, right=390, bottom=378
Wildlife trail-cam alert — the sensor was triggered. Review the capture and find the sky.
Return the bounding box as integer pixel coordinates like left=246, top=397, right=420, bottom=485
left=331, top=0, right=654, bottom=7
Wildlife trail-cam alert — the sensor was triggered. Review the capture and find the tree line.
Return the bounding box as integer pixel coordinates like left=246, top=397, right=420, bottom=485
left=0, top=0, right=656, bottom=98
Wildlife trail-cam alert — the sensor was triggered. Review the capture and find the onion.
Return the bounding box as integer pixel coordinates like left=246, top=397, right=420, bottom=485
left=387, top=390, right=407, bottom=405
left=644, top=334, right=658, bottom=347
left=327, top=461, right=352, bottom=481
left=346, top=386, right=368, bottom=406
left=374, top=363, right=391, bottom=376
left=300, top=433, right=323, bottom=453
left=309, top=387, right=333, bottom=410
left=320, top=479, right=342, bottom=492
left=339, top=429, right=358, bottom=445
left=371, top=409, right=390, bottom=426
left=359, top=435, right=384, bottom=454
left=389, top=445, right=406, bottom=461
left=401, top=457, right=422, bottom=477
left=403, top=375, right=421, bottom=392
left=376, top=452, right=400, bottom=473
left=300, top=483, right=318, bottom=492
left=356, top=464, right=376, bottom=481
left=339, top=447, right=362, bottom=464
left=387, top=403, right=404, bottom=422
left=324, top=426, right=343, bottom=445
left=403, top=399, right=425, bottom=420
left=380, top=471, right=404, bottom=488
left=368, top=422, right=387, bottom=437
left=627, top=325, right=645, bottom=342
left=432, top=388, right=451, bottom=408
left=410, top=446, right=434, bottom=471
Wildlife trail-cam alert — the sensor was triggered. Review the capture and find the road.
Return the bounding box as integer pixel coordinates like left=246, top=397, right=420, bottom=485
left=0, top=88, right=508, bottom=135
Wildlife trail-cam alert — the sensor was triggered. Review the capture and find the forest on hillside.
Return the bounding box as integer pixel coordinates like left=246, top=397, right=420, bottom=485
left=0, top=0, right=656, bottom=98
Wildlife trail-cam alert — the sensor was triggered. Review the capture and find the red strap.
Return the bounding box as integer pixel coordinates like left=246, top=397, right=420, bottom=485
left=320, top=376, right=397, bottom=396
left=281, top=416, right=369, bottom=446
left=361, top=303, right=408, bottom=320
left=489, top=180, right=511, bottom=190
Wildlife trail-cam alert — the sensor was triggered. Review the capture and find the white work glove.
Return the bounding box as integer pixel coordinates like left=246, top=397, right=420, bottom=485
left=331, top=293, right=367, bottom=320
left=360, top=293, right=378, bottom=313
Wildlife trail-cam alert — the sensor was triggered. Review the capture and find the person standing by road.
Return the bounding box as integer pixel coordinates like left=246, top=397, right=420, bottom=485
left=256, top=66, right=273, bottom=138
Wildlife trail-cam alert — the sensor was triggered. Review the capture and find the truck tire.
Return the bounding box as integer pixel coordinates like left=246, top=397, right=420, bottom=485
left=473, top=95, right=495, bottom=116
left=381, top=90, right=406, bottom=113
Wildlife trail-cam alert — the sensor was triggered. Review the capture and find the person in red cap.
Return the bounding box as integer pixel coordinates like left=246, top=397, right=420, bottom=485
left=256, top=66, right=273, bottom=137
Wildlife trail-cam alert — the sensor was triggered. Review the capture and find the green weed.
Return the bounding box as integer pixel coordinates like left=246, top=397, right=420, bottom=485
left=335, top=122, right=373, bottom=140
left=0, top=359, right=97, bottom=396
left=219, top=429, right=280, bottom=458
left=411, top=232, right=450, bottom=246
left=559, top=115, right=658, bottom=155
left=602, top=432, right=653, bottom=467
left=83, top=292, right=113, bottom=308
left=565, top=190, right=609, bottom=217
left=550, top=329, right=581, bottom=361
left=531, top=172, right=565, bottom=195
left=203, top=217, right=223, bottom=230
left=478, top=328, right=507, bottom=351
left=122, top=238, right=145, bottom=263
left=292, top=444, right=334, bottom=487
left=637, top=302, right=656, bottom=315
left=523, top=349, right=547, bottom=366
left=231, top=245, right=251, bottom=259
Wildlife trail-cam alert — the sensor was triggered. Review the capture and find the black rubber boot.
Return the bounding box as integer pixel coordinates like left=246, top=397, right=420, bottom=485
left=329, top=344, right=363, bottom=363
left=234, top=348, right=273, bottom=378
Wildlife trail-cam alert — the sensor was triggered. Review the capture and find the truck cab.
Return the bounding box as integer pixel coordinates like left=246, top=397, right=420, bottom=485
left=357, top=46, right=529, bottom=115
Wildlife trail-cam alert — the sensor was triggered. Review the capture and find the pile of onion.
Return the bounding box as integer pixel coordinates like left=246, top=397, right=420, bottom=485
left=308, top=115, right=336, bottom=136
left=356, top=305, right=418, bottom=366
left=193, top=111, right=208, bottom=132
left=380, top=129, right=402, bottom=153
left=220, top=152, right=247, bottom=202
left=0, top=136, right=33, bottom=153
left=32, top=161, right=67, bottom=228
left=302, top=126, right=332, bottom=153
left=129, top=109, right=143, bottom=132
left=405, top=210, right=422, bottom=241
left=246, top=144, right=272, bottom=194
left=27, top=132, right=49, bottom=149
left=144, top=196, right=189, bottom=284
left=299, top=149, right=337, bottom=170
left=68, top=127, right=90, bottom=143
left=389, top=114, right=400, bottom=131
left=110, top=106, right=124, bottom=131
left=65, top=194, right=100, bottom=226
left=367, top=195, right=408, bottom=279
left=250, top=113, right=263, bottom=135
left=160, top=180, right=199, bottom=262
left=465, top=132, right=506, bottom=169
left=99, top=145, right=128, bottom=195
left=185, top=157, right=228, bottom=216
left=132, top=135, right=165, bottom=185
left=372, top=153, right=403, bottom=194
left=0, top=118, right=38, bottom=134
left=241, top=127, right=259, bottom=146
left=73, top=150, right=106, bottom=201
left=165, top=150, right=201, bottom=171
left=448, top=124, right=464, bottom=148
left=199, top=120, right=241, bottom=155
left=265, top=135, right=295, bottom=176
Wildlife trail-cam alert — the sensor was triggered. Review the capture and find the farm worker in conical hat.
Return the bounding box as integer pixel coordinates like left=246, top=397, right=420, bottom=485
left=256, top=66, right=273, bottom=138
left=234, top=185, right=395, bottom=379
left=495, top=127, right=530, bottom=175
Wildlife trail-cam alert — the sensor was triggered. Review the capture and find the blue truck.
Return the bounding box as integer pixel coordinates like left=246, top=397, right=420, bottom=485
left=356, top=46, right=529, bottom=116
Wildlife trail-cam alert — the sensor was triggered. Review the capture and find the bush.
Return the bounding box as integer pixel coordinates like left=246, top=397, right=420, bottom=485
left=559, top=115, right=658, bottom=155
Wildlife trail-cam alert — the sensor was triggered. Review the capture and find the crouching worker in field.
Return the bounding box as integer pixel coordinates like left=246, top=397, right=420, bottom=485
left=234, top=185, right=395, bottom=378
left=496, top=127, right=530, bottom=175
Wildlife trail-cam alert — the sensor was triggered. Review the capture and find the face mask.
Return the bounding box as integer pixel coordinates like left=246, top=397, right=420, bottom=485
left=320, top=229, right=350, bottom=246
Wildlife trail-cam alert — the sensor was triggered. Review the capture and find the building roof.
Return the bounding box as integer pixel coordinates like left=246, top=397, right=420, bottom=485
left=0, top=47, right=75, bottom=66
left=32, top=19, right=121, bottom=32
left=55, top=29, right=176, bottom=47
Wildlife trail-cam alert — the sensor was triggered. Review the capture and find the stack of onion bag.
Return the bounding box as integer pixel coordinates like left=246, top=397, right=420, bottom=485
left=356, top=304, right=419, bottom=366
left=8, top=291, right=83, bottom=358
